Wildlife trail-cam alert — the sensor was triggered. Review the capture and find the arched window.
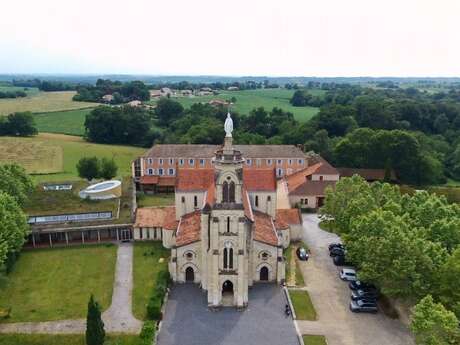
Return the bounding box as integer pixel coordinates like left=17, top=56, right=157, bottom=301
left=222, top=181, right=229, bottom=203
left=255, top=195, right=259, bottom=207
left=223, top=248, right=228, bottom=269
left=227, top=216, right=230, bottom=232
left=229, top=181, right=235, bottom=202
left=229, top=248, right=233, bottom=269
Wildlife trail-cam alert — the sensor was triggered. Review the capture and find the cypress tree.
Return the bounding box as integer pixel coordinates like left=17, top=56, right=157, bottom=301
left=86, top=294, right=105, bottom=345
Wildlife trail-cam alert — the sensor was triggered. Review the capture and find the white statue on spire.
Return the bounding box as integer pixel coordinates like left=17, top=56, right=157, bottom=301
left=224, top=112, right=233, bottom=137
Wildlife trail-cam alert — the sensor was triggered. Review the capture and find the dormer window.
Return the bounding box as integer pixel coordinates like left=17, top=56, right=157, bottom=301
left=246, top=159, right=252, bottom=165
left=267, top=159, right=272, bottom=165
left=200, top=159, right=205, bottom=166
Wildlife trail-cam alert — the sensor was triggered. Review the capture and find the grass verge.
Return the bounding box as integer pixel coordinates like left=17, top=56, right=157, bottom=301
left=0, top=245, right=117, bottom=323
left=137, top=193, right=175, bottom=208
left=132, top=242, right=169, bottom=320
left=289, top=290, right=317, bottom=320
left=303, top=335, right=327, bottom=345
left=0, top=334, right=144, bottom=345
left=33, top=108, right=94, bottom=136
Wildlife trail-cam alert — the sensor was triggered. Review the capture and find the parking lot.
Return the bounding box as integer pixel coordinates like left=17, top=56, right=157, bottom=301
left=157, top=284, right=298, bottom=345
left=297, top=214, right=414, bottom=345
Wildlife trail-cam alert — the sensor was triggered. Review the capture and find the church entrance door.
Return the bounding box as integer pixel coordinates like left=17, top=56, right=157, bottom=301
left=185, top=267, right=194, bottom=282
left=260, top=266, right=269, bottom=281
left=222, top=280, right=234, bottom=306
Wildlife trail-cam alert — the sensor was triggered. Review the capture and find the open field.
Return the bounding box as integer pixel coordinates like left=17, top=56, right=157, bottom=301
left=136, top=193, right=175, bottom=208
left=0, top=245, right=117, bottom=323
left=0, top=137, right=63, bottom=174
left=0, top=334, right=143, bottom=345
left=0, top=133, right=144, bottom=182
left=0, top=91, right=95, bottom=115
left=289, top=289, right=317, bottom=320
left=149, top=88, right=321, bottom=122
left=132, top=242, right=169, bottom=320
left=33, top=108, right=92, bottom=136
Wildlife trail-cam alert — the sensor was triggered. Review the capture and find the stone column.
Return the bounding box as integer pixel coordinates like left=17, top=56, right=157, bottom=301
left=82, top=231, right=85, bottom=244
left=97, top=230, right=101, bottom=242
left=65, top=232, right=69, bottom=245
left=49, top=233, right=52, bottom=247
left=32, top=233, right=36, bottom=248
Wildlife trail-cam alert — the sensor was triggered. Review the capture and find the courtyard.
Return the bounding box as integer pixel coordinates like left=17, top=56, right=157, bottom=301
left=157, top=284, right=298, bottom=345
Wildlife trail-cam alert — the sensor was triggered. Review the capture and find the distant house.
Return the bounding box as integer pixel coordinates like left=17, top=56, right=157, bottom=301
left=227, top=86, right=239, bottom=91
left=198, top=90, right=213, bottom=96
left=208, top=99, right=230, bottom=107
left=337, top=168, right=397, bottom=182
left=200, top=87, right=212, bottom=92
left=150, top=90, right=162, bottom=98
left=160, top=88, right=173, bottom=97
left=181, top=90, right=193, bottom=96
left=128, top=100, right=142, bottom=107
left=102, top=94, right=114, bottom=103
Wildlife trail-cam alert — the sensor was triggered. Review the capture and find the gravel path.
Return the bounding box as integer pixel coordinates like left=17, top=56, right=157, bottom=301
left=296, top=214, right=414, bottom=345
left=0, top=243, right=142, bottom=334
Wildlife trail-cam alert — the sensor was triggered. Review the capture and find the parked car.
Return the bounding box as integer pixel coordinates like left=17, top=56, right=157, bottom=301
left=329, top=247, right=346, bottom=257
left=349, top=280, right=376, bottom=291
left=350, top=299, right=378, bottom=313
left=296, top=247, right=309, bottom=261
left=328, top=243, right=344, bottom=251
left=351, top=289, right=379, bottom=301
left=333, top=254, right=351, bottom=266
left=340, top=268, right=357, bottom=281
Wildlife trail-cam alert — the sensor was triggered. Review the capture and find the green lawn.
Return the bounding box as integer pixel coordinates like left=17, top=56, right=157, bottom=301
left=137, top=193, right=175, bottom=208
left=10, top=133, right=145, bottom=183
left=289, top=290, right=317, bottom=320
left=0, top=245, right=117, bottom=323
left=0, top=334, right=144, bottom=345
left=132, top=242, right=169, bottom=320
left=148, top=88, right=320, bottom=122
left=303, top=335, right=327, bottom=345
left=33, top=108, right=94, bottom=136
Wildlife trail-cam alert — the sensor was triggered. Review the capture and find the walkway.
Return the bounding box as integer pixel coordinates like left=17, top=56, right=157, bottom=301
left=295, top=214, right=414, bottom=345
left=0, top=243, right=142, bottom=334
left=276, top=179, right=291, bottom=209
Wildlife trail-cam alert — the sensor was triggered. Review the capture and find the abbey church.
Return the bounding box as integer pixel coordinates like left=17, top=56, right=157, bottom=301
left=132, top=113, right=312, bottom=308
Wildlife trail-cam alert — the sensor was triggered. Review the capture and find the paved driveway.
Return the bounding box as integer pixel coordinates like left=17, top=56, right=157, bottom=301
left=297, top=214, right=414, bottom=345
left=157, top=284, right=298, bottom=345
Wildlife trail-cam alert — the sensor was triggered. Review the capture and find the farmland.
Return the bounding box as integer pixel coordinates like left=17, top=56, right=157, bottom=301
left=0, top=90, right=95, bottom=115
left=0, top=133, right=144, bottom=182
left=149, top=88, right=322, bottom=122
left=33, top=108, right=92, bottom=136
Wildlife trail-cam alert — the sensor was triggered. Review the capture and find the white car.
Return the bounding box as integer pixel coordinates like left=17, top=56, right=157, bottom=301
left=340, top=268, right=357, bottom=281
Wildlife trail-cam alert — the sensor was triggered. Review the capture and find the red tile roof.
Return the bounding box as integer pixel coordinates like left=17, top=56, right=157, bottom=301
left=176, top=169, right=214, bottom=191
left=157, top=176, right=176, bottom=186
left=337, top=168, right=397, bottom=181
left=175, top=211, right=201, bottom=246
left=290, top=181, right=336, bottom=196
left=285, top=163, right=322, bottom=192
left=253, top=211, right=278, bottom=246
left=242, top=188, right=254, bottom=222
left=276, top=209, right=302, bottom=227
left=307, top=155, right=338, bottom=175
left=134, top=206, right=176, bottom=228
left=243, top=168, right=276, bottom=191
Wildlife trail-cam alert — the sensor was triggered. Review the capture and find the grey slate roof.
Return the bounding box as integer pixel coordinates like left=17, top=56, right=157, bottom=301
left=143, top=144, right=306, bottom=159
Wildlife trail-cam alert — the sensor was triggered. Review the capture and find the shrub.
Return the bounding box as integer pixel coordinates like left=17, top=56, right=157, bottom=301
left=146, top=296, right=162, bottom=320
left=139, top=321, right=156, bottom=345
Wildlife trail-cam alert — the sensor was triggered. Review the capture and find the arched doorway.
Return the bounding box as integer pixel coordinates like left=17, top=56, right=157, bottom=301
left=222, top=280, right=234, bottom=306
left=185, top=267, right=194, bottom=282
left=260, top=266, right=269, bottom=281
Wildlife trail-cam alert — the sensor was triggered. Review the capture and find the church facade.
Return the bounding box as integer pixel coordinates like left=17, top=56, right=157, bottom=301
left=133, top=113, right=305, bottom=308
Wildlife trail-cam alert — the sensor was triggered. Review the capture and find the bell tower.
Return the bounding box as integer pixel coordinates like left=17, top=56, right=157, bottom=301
left=202, top=112, right=250, bottom=308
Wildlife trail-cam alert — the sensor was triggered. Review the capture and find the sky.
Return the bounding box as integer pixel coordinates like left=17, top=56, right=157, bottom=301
left=1, top=0, right=459, bottom=77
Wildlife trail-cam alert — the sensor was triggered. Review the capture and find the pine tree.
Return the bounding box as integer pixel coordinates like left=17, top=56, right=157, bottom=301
left=86, top=295, right=105, bottom=345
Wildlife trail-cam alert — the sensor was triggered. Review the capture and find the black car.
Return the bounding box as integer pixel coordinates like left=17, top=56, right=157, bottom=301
left=329, top=247, right=345, bottom=257
left=350, top=299, right=378, bottom=313
left=328, top=243, right=344, bottom=251
left=349, top=280, right=376, bottom=291
left=351, top=289, right=379, bottom=301
left=333, top=254, right=352, bottom=266
left=296, top=247, right=309, bottom=261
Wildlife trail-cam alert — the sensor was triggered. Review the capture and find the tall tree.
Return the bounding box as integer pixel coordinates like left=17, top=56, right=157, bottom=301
left=86, top=295, right=105, bottom=345
left=0, top=164, right=34, bottom=207
left=77, top=157, right=100, bottom=181
left=410, top=295, right=459, bottom=345
left=99, top=158, right=118, bottom=180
